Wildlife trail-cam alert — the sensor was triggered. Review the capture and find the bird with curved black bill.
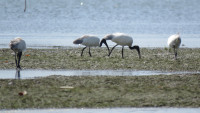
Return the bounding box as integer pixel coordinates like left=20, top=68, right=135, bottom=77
left=99, top=39, right=110, bottom=55
left=100, top=33, right=141, bottom=59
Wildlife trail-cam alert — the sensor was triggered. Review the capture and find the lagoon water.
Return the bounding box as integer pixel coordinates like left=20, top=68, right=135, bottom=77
left=0, top=0, right=200, bottom=48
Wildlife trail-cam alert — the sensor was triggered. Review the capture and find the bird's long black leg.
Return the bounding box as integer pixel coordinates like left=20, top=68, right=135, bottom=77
left=17, top=52, right=22, bottom=69
left=122, top=46, right=124, bottom=58
left=175, top=52, right=177, bottom=60
left=108, top=44, right=118, bottom=57
left=14, top=52, right=18, bottom=69
left=174, top=48, right=178, bottom=60
left=81, top=47, right=87, bottom=57
left=88, top=47, right=92, bottom=57
left=173, top=47, right=177, bottom=60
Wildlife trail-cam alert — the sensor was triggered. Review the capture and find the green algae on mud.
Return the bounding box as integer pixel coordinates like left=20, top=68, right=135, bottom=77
left=0, top=74, right=200, bottom=109
left=0, top=48, right=200, bottom=71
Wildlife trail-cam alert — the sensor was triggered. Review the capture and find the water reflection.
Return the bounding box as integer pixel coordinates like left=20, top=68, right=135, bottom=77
left=15, top=69, right=21, bottom=79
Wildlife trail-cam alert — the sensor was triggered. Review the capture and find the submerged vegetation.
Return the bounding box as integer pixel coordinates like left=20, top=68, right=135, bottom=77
left=0, top=48, right=200, bottom=71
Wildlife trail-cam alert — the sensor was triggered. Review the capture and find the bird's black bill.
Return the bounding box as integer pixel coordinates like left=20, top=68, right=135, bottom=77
left=129, top=46, right=141, bottom=59
left=108, top=44, right=118, bottom=57
left=100, top=39, right=110, bottom=54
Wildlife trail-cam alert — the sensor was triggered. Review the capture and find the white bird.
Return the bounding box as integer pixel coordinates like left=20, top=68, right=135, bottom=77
left=100, top=33, right=141, bottom=59
left=167, top=33, right=181, bottom=59
left=73, top=35, right=100, bottom=57
left=9, top=37, right=26, bottom=69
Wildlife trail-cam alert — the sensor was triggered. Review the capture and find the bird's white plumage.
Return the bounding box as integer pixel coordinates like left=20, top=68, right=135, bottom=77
left=102, top=33, right=141, bottom=59
left=9, top=37, right=26, bottom=52
left=104, top=33, right=133, bottom=47
left=73, top=35, right=100, bottom=57
left=167, top=33, right=181, bottom=59
left=74, top=35, right=100, bottom=47
left=167, top=34, right=181, bottom=48
left=81, top=35, right=100, bottom=47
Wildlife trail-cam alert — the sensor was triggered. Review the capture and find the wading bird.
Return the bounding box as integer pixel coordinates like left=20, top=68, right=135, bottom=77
left=73, top=35, right=101, bottom=57
left=10, top=37, right=26, bottom=69
left=100, top=33, right=141, bottom=59
left=167, top=33, right=181, bottom=60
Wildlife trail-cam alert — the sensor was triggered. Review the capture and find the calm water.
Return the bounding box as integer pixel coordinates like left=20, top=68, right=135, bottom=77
left=0, top=69, right=199, bottom=79
left=1, top=108, right=200, bottom=113
left=0, top=0, right=200, bottom=48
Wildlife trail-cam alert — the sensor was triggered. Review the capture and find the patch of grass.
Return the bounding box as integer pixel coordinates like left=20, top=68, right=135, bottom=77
left=0, top=48, right=200, bottom=71
left=0, top=74, right=199, bottom=109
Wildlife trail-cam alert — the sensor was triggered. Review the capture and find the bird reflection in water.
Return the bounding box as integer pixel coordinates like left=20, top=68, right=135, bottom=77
left=15, top=69, right=21, bottom=79
left=10, top=37, right=26, bottom=79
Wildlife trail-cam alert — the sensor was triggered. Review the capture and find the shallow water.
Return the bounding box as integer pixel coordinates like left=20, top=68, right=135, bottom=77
left=1, top=108, right=200, bottom=113
left=0, top=34, right=200, bottom=48
left=0, top=69, right=199, bottom=79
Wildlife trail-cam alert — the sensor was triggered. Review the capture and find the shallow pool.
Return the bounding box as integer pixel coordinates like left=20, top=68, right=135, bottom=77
left=0, top=69, right=199, bottom=79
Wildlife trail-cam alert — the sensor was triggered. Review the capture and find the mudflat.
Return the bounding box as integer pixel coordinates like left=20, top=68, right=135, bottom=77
left=0, top=48, right=199, bottom=109
left=0, top=48, right=200, bottom=71
left=0, top=74, right=200, bottom=109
